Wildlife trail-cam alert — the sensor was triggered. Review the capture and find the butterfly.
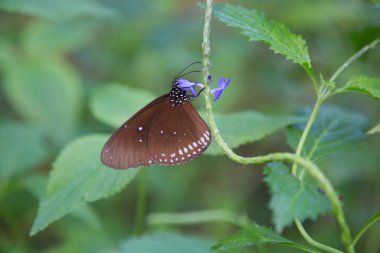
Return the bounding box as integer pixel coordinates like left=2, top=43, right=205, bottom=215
left=101, top=65, right=211, bottom=169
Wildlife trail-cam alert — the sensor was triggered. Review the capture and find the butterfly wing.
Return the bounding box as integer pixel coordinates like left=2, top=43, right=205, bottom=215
left=147, top=101, right=211, bottom=165
left=101, top=95, right=168, bottom=169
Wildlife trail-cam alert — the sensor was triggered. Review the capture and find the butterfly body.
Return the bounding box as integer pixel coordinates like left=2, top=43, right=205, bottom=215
left=101, top=80, right=211, bottom=169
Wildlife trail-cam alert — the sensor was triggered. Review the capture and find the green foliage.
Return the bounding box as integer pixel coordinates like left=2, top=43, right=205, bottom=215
left=287, top=106, right=367, bottom=162
left=0, top=0, right=120, bottom=20
left=341, top=75, right=380, bottom=100
left=30, top=135, right=138, bottom=235
left=206, top=111, right=305, bottom=155
left=21, top=21, right=95, bottom=55
left=213, top=224, right=315, bottom=252
left=118, top=233, right=213, bottom=253
left=213, top=4, right=311, bottom=68
left=264, top=163, right=331, bottom=232
left=1, top=1, right=380, bottom=252
left=0, top=122, right=48, bottom=182
left=1, top=56, right=83, bottom=147
left=90, top=83, right=156, bottom=128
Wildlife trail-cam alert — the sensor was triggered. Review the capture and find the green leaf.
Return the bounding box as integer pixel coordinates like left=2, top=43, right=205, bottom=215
left=119, top=233, right=213, bottom=253
left=2, top=57, right=83, bottom=147
left=368, top=123, right=380, bottom=134
left=213, top=4, right=311, bottom=68
left=0, top=122, right=48, bottom=182
left=286, top=106, right=367, bottom=162
left=264, top=163, right=331, bottom=232
left=90, top=83, right=156, bottom=128
left=213, top=225, right=316, bottom=252
left=0, top=0, right=120, bottom=20
left=206, top=111, right=305, bottom=155
left=30, top=134, right=138, bottom=236
left=341, top=75, right=380, bottom=100
left=69, top=204, right=101, bottom=231
left=22, top=21, right=95, bottom=55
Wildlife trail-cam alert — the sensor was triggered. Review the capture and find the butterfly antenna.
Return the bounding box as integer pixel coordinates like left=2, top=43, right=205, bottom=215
left=175, top=70, right=201, bottom=80
left=174, top=61, right=201, bottom=80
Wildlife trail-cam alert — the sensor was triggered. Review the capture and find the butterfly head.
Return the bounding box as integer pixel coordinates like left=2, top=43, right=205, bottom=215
left=169, top=80, right=190, bottom=106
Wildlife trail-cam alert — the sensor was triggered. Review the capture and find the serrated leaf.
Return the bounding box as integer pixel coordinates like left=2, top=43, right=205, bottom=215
left=286, top=106, right=367, bottom=162
left=30, top=135, right=138, bottom=236
left=206, top=111, right=305, bottom=155
left=2, top=57, right=83, bottom=147
left=0, top=0, right=120, bottom=20
left=264, top=163, right=331, bottom=232
left=119, top=233, right=213, bottom=253
left=342, top=75, right=380, bottom=100
left=368, top=123, right=380, bottom=134
left=0, top=122, right=48, bottom=182
left=213, top=4, right=311, bottom=68
left=90, top=83, right=156, bottom=128
left=213, top=225, right=315, bottom=252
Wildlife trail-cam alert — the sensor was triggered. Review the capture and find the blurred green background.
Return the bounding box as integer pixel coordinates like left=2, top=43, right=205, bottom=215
left=0, top=0, right=379, bottom=252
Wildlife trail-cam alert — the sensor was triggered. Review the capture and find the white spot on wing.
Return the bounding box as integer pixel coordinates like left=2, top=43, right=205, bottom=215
left=184, top=147, right=188, bottom=153
left=138, top=126, right=143, bottom=131
left=178, top=149, right=183, bottom=155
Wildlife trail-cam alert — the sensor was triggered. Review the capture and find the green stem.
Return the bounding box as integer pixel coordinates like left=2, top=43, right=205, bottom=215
left=295, top=219, right=343, bottom=253
left=291, top=97, right=323, bottom=176
left=201, top=1, right=353, bottom=252
left=147, top=209, right=249, bottom=227
left=202, top=0, right=212, bottom=90
left=133, top=168, right=147, bottom=235
left=352, top=213, right=380, bottom=247
left=330, top=38, right=380, bottom=83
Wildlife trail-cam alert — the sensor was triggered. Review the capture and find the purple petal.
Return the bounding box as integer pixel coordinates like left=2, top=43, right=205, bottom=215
left=218, top=77, right=230, bottom=89
left=177, top=79, right=195, bottom=89
left=212, top=89, right=224, bottom=102
left=210, top=77, right=231, bottom=102
left=189, top=86, right=197, bottom=97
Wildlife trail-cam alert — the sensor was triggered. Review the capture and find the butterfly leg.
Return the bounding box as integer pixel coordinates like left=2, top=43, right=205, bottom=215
left=192, top=87, right=205, bottom=98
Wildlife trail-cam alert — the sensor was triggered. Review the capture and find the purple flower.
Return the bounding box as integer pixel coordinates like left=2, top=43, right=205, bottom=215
left=177, top=79, right=204, bottom=97
left=211, top=77, right=230, bottom=102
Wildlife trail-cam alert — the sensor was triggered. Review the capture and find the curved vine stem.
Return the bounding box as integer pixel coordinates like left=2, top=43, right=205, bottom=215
left=201, top=1, right=353, bottom=252
left=329, top=38, right=380, bottom=83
